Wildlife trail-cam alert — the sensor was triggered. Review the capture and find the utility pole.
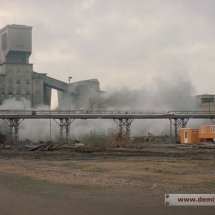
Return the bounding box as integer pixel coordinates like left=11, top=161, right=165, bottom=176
left=50, top=118, right=52, bottom=143
left=169, top=117, right=172, bottom=144
left=68, top=77, right=72, bottom=144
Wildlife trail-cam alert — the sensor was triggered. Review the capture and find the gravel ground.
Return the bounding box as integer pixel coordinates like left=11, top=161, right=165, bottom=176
left=0, top=142, right=215, bottom=215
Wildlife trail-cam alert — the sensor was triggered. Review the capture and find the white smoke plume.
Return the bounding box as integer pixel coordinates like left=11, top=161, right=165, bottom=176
left=0, top=97, right=31, bottom=110
left=0, top=97, right=57, bottom=142
left=94, top=73, right=200, bottom=111
left=72, top=72, right=210, bottom=137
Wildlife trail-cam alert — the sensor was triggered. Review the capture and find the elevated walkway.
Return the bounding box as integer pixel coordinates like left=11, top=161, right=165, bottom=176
left=1, top=110, right=214, bottom=146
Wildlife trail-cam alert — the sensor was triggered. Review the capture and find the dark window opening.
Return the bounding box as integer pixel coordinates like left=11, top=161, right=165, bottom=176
left=201, top=98, right=214, bottom=103
left=185, top=131, right=187, bottom=138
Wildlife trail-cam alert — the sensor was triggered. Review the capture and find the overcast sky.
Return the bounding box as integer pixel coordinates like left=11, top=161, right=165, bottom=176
left=1, top=0, right=215, bottom=94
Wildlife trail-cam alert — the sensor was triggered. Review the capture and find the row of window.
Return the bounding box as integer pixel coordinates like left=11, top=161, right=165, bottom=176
left=1, top=80, right=31, bottom=84
left=0, top=80, right=40, bottom=85
left=200, top=126, right=215, bottom=133
left=1, top=91, right=40, bottom=96
left=8, top=70, right=30, bottom=74
left=1, top=91, right=30, bottom=96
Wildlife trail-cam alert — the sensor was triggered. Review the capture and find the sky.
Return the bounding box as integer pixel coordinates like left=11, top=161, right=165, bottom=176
left=1, top=0, right=215, bottom=139
left=1, top=0, right=215, bottom=94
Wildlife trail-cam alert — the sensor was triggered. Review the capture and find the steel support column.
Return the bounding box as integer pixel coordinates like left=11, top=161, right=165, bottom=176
left=3, top=118, right=24, bottom=146
left=169, top=117, right=172, bottom=144
left=126, top=119, right=133, bottom=138
left=60, top=119, right=69, bottom=143
left=170, top=118, right=189, bottom=143
left=54, top=118, right=75, bottom=143
left=113, top=119, right=134, bottom=141
left=118, top=119, right=123, bottom=138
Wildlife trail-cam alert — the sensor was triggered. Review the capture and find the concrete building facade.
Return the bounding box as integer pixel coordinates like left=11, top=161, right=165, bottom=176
left=0, top=25, right=34, bottom=105
left=0, top=24, right=100, bottom=109
left=196, top=94, right=215, bottom=112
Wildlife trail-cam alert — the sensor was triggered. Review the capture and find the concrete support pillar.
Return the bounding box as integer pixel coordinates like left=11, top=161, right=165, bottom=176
left=44, top=85, right=52, bottom=107
left=57, top=90, right=69, bottom=110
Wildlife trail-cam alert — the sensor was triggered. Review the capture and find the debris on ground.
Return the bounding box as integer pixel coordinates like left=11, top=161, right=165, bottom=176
left=23, top=140, right=92, bottom=153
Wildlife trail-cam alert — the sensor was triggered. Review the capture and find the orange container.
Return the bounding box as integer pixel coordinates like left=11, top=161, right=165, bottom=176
left=180, top=128, right=200, bottom=144
left=198, top=125, right=215, bottom=140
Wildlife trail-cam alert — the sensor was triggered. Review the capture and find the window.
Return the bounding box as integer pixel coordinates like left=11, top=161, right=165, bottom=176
left=201, top=98, right=214, bottom=103
left=17, top=80, right=20, bottom=84
left=8, top=90, right=13, bottom=95
left=35, top=91, right=40, bottom=96
left=26, top=91, right=30, bottom=95
left=17, top=71, right=20, bottom=73
left=1, top=33, right=7, bottom=50
left=26, top=80, right=30, bottom=84
left=201, top=126, right=206, bottom=133
left=211, top=126, right=215, bottom=133
left=191, top=130, right=196, bottom=133
left=184, top=131, right=187, bottom=138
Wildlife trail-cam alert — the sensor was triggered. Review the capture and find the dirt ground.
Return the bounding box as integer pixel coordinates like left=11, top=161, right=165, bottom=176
left=0, top=142, right=215, bottom=215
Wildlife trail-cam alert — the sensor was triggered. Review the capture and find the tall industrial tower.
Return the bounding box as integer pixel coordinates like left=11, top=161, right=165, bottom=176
left=0, top=24, right=35, bottom=105
left=0, top=24, right=101, bottom=109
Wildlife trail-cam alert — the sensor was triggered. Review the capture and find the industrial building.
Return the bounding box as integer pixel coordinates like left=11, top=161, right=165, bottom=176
left=196, top=94, right=215, bottom=112
left=0, top=24, right=100, bottom=108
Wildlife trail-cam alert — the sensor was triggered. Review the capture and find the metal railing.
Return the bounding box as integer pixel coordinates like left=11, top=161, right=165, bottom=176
left=0, top=110, right=215, bottom=118
left=0, top=110, right=169, bottom=115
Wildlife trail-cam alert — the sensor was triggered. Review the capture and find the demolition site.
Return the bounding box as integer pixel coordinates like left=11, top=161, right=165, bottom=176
left=1, top=24, right=215, bottom=149
left=0, top=24, right=215, bottom=215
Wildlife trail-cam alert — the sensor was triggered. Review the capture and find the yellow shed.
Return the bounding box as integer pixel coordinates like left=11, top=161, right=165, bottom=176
left=180, top=128, right=200, bottom=144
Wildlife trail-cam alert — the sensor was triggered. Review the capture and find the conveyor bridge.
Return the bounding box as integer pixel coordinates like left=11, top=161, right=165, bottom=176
left=1, top=110, right=215, bottom=146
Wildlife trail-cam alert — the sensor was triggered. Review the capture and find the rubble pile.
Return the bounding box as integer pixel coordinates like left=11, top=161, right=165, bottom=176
left=24, top=140, right=91, bottom=153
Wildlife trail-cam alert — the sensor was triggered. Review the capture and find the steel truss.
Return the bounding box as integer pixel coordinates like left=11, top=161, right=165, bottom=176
left=210, top=119, right=215, bottom=124
left=113, top=119, right=134, bottom=141
left=54, top=118, right=75, bottom=143
left=3, top=118, right=24, bottom=146
left=170, top=118, right=189, bottom=143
